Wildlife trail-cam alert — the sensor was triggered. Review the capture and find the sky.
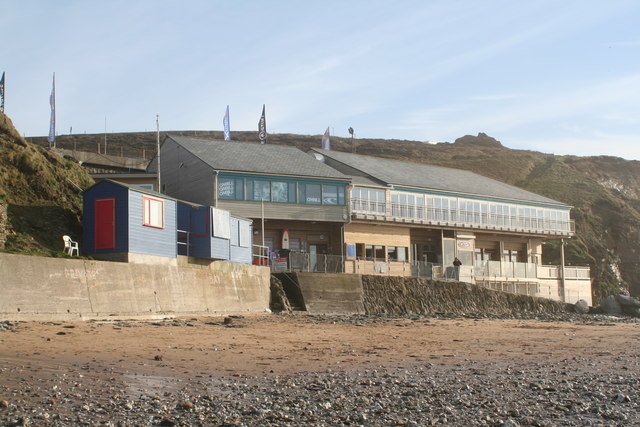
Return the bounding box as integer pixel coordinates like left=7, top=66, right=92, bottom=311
left=2, top=0, right=640, bottom=159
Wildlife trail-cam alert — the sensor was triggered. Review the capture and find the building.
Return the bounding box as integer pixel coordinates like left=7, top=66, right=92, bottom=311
left=83, top=180, right=178, bottom=265
left=151, top=136, right=591, bottom=304
left=154, top=136, right=352, bottom=268
left=82, top=180, right=253, bottom=266
left=309, top=149, right=590, bottom=304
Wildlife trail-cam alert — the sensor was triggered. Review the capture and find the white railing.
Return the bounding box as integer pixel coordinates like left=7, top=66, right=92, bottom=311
left=351, top=201, right=574, bottom=235
left=351, top=199, right=386, bottom=215
left=537, top=265, right=590, bottom=280
left=252, top=244, right=269, bottom=266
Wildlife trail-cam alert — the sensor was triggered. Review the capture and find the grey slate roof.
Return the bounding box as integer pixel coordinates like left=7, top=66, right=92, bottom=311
left=167, top=136, right=348, bottom=180
left=310, top=149, right=568, bottom=207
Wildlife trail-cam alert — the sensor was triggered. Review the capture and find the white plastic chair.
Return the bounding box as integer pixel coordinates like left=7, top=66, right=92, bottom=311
left=62, top=235, right=79, bottom=256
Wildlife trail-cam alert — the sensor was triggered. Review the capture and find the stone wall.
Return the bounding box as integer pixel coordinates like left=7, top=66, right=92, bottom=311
left=362, top=275, right=570, bottom=316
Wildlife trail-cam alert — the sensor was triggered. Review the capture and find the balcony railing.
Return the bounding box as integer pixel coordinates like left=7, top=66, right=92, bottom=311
left=351, top=198, right=574, bottom=235
left=263, top=251, right=589, bottom=283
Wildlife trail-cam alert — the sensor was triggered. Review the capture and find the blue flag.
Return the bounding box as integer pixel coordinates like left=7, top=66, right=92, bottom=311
left=48, top=73, right=56, bottom=144
left=223, top=105, right=231, bottom=141
left=258, top=104, right=267, bottom=144
left=321, top=127, right=330, bottom=150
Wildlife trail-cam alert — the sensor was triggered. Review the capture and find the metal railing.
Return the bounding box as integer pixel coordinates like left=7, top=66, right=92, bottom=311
left=176, top=229, right=190, bottom=256
left=252, top=244, right=269, bottom=266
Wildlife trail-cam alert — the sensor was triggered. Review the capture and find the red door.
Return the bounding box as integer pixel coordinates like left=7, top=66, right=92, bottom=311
left=95, top=198, right=115, bottom=250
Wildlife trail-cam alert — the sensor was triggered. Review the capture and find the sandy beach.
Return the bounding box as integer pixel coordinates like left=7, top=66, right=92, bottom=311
left=1, top=313, right=639, bottom=425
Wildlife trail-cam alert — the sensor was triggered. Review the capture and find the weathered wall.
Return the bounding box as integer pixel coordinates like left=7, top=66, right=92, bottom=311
left=0, top=253, right=270, bottom=321
left=292, top=272, right=365, bottom=315
left=362, top=275, right=570, bottom=316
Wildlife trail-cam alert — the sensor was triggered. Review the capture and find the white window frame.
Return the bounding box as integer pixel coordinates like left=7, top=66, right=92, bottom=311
left=143, top=196, right=164, bottom=229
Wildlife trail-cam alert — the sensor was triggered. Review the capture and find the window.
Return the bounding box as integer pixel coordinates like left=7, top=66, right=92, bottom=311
left=288, top=182, right=297, bottom=203
left=387, top=246, right=408, bottom=261
left=374, top=245, right=385, bottom=261
left=356, top=243, right=365, bottom=259
left=143, top=196, right=164, bottom=229
left=219, top=177, right=244, bottom=200
left=252, top=180, right=270, bottom=201
left=305, top=184, right=322, bottom=204
left=271, top=181, right=288, bottom=202
left=322, top=185, right=338, bottom=205
left=365, top=244, right=374, bottom=260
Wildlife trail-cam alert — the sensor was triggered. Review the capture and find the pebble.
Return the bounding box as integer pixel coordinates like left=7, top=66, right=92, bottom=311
left=1, top=313, right=639, bottom=425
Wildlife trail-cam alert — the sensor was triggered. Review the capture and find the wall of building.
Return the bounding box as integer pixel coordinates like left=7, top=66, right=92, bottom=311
left=160, top=139, right=215, bottom=206
left=345, top=222, right=411, bottom=250
left=128, top=191, right=178, bottom=259
left=0, top=253, right=270, bottom=321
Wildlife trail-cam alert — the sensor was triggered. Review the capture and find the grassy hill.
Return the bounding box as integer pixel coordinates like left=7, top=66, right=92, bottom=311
left=0, top=112, right=94, bottom=255
left=29, top=130, right=640, bottom=300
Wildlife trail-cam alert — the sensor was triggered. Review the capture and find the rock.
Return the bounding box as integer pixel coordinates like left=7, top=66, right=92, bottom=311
left=599, top=295, right=622, bottom=315
left=573, top=299, right=589, bottom=314
left=615, top=294, right=640, bottom=308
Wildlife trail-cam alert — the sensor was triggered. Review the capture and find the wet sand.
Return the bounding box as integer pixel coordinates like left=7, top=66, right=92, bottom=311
left=1, top=314, right=639, bottom=425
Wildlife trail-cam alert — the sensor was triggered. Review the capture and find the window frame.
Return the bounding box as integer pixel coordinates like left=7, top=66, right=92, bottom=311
left=142, top=196, right=165, bottom=229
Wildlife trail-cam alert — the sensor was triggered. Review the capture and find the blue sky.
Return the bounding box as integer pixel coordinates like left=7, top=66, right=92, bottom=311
left=2, top=1, right=640, bottom=159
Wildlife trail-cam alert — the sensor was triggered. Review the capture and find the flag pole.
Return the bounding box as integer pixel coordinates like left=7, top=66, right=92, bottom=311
left=156, top=113, right=161, bottom=193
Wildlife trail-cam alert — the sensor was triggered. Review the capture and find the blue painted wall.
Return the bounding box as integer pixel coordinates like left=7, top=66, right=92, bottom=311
left=230, top=217, right=252, bottom=264
left=82, top=181, right=129, bottom=255
left=128, top=191, right=177, bottom=258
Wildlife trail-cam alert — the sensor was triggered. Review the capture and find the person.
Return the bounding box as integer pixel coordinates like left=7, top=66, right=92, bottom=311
left=452, top=257, right=462, bottom=280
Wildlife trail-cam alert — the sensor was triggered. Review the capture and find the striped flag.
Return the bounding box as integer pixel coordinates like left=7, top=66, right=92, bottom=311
left=0, top=72, right=4, bottom=112
left=48, top=73, right=56, bottom=145
left=258, top=104, right=267, bottom=144
left=223, top=105, right=231, bottom=141
left=321, top=127, right=330, bottom=150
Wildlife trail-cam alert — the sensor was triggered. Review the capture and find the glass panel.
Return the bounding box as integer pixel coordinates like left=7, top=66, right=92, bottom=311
left=365, top=244, right=374, bottom=260
left=235, top=178, right=244, bottom=200
left=271, top=181, right=288, bottom=202
left=298, top=183, right=306, bottom=204
left=218, top=178, right=235, bottom=200
left=387, top=246, right=398, bottom=261
left=288, top=182, right=297, bottom=203
left=305, top=184, right=321, bottom=204
left=374, top=245, right=385, bottom=261
left=397, top=247, right=407, bottom=262
left=322, top=185, right=338, bottom=205
left=246, top=180, right=254, bottom=200
left=338, top=186, right=345, bottom=205
left=253, top=180, right=270, bottom=201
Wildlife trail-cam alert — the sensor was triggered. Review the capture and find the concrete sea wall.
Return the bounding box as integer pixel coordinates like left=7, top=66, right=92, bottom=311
left=0, top=253, right=270, bottom=321
left=288, top=273, right=570, bottom=315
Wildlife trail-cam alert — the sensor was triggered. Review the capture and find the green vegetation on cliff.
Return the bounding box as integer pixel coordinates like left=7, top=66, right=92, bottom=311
left=0, top=112, right=94, bottom=255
